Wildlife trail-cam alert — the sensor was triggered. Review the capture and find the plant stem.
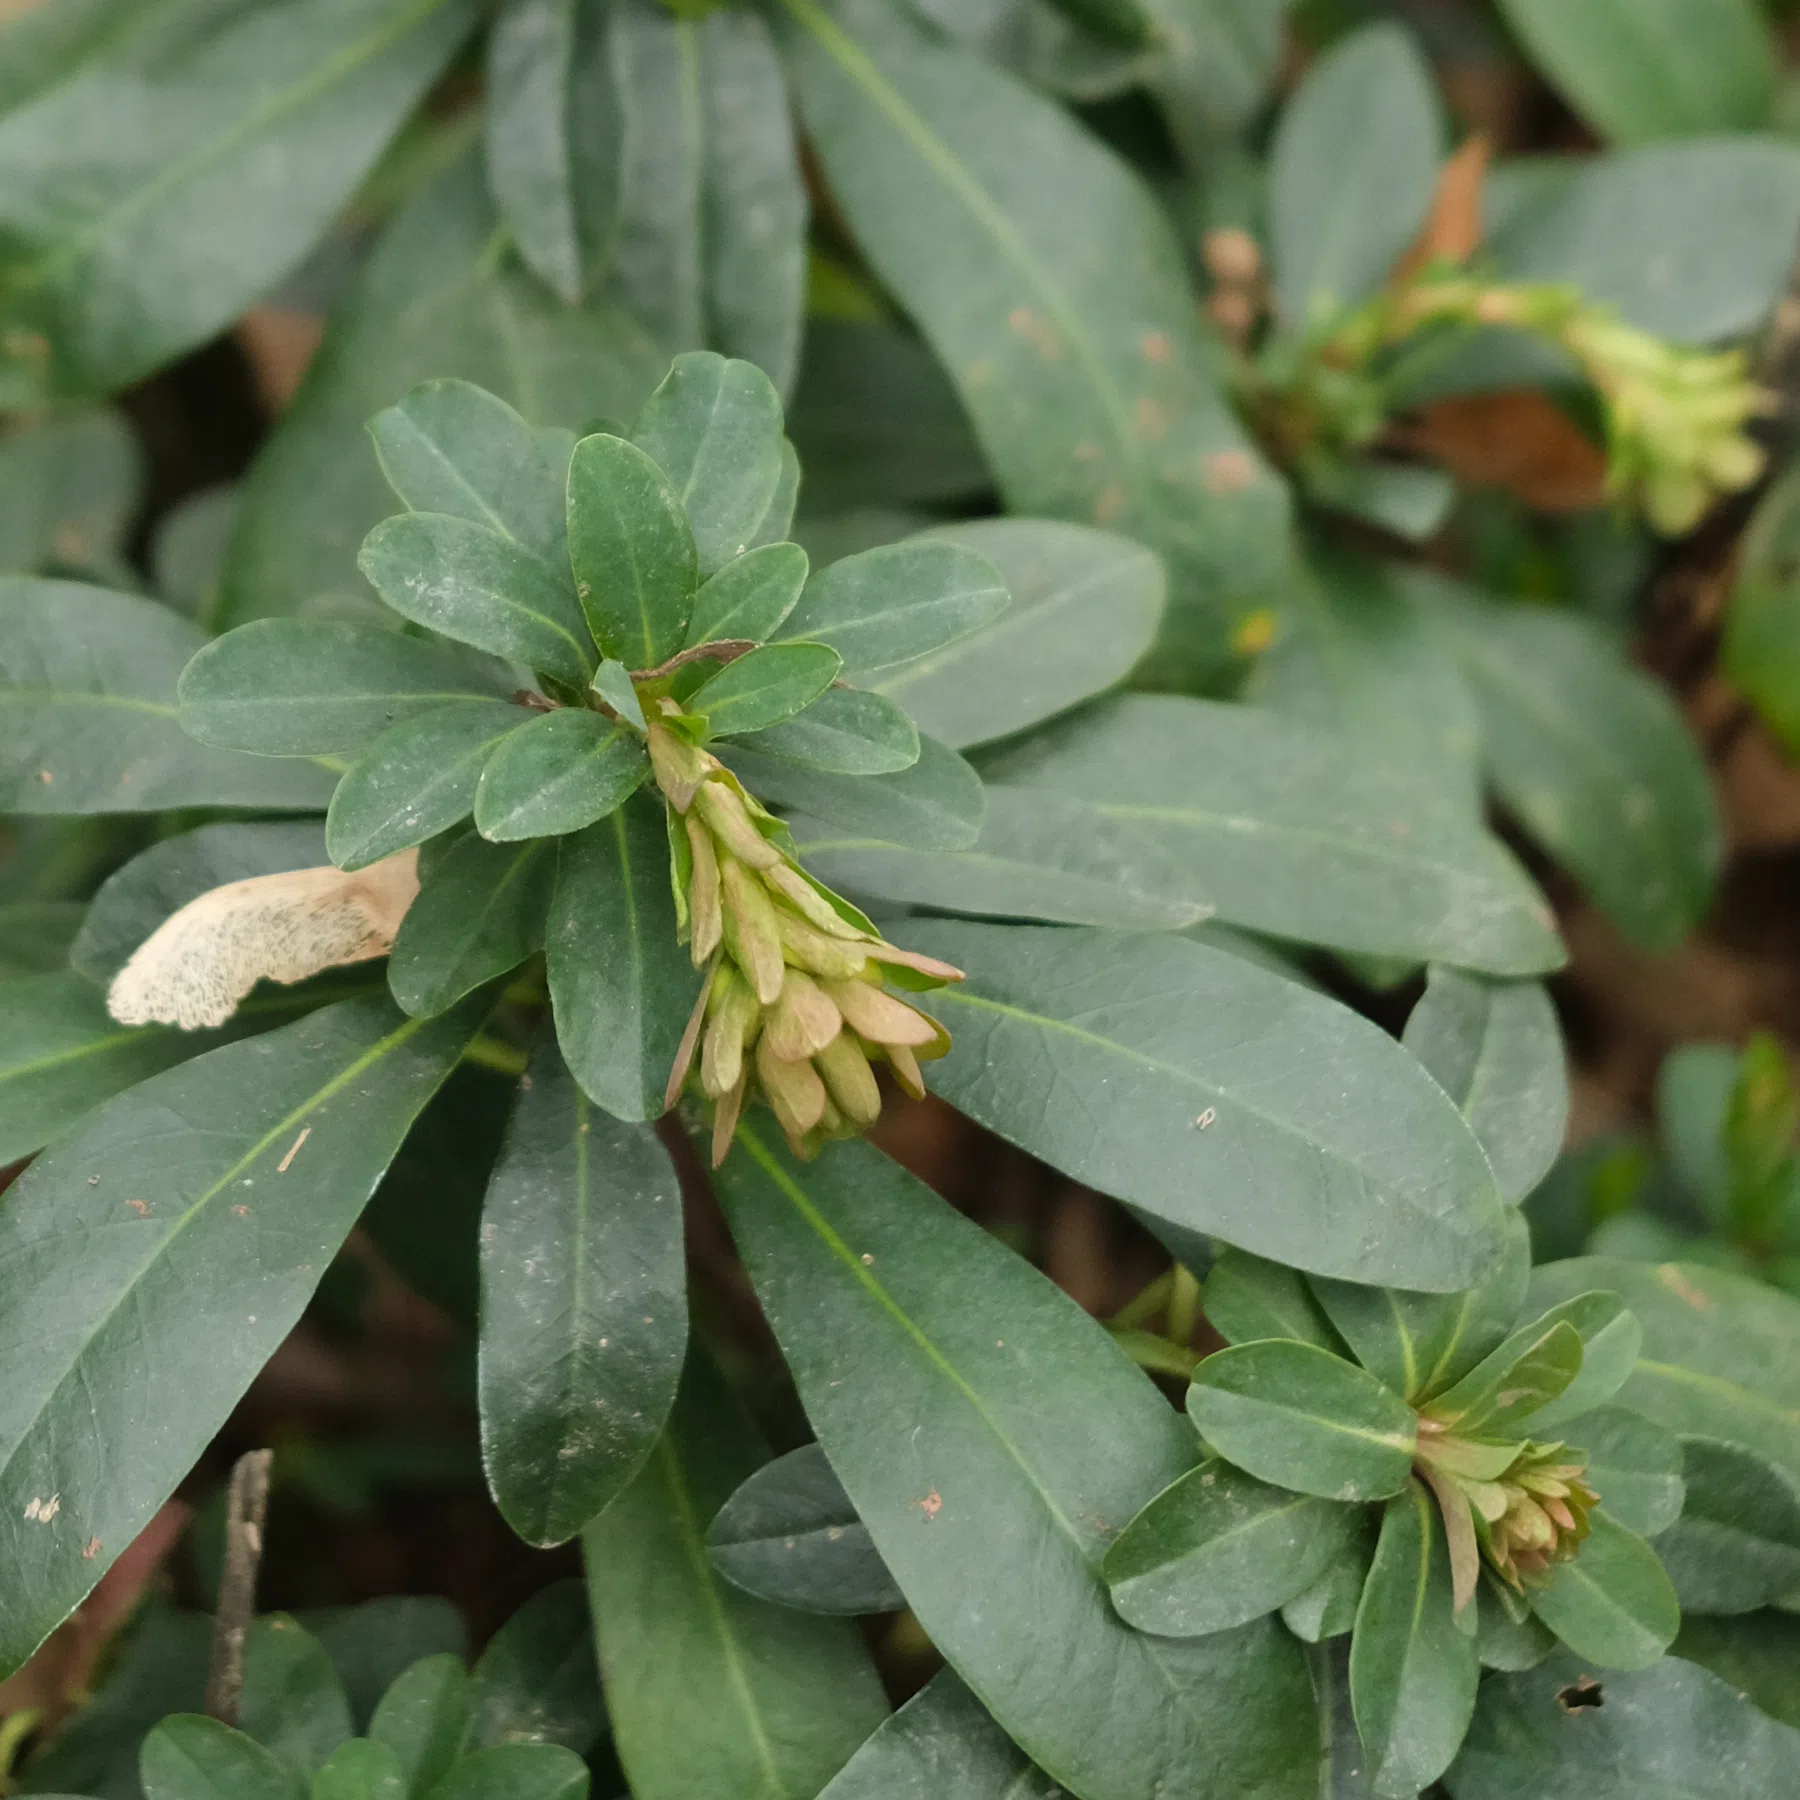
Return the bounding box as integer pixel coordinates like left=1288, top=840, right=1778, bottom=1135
left=204, top=1448, right=273, bottom=1728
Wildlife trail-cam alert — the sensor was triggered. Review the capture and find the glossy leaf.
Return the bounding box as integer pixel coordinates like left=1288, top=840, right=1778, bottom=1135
left=546, top=795, right=700, bottom=1122
left=473, top=710, right=649, bottom=843
left=726, top=734, right=985, bottom=852
left=179, top=618, right=513, bottom=758
left=0, top=0, right=476, bottom=404
left=480, top=1036, right=686, bottom=1546
left=584, top=1354, right=888, bottom=1800
left=312, top=1740, right=406, bottom=1800
left=689, top=643, right=843, bottom=740
left=707, top=1442, right=905, bottom=1617
left=1267, top=23, right=1440, bottom=326
left=1350, top=1482, right=1479, bottom=1800
left=1189, top=1341, right=1418, bottom=1501
left=0, top=992, right=485, bottom=1678
left=906, top=920, right=1510, bottom=1290
left=737, top=686, right=920, bottom=776
left=632, top=354, right=789, bottom=578
left=423, top=1745, right=590, bottom=1800
left=140, top=1716, right=303, bottom=1800
left=466, top=1582, right=605, bottom=1755
left=306, top=1598, right=468, bottom=1732
left=567, top=434, right=697, bottom=668
left=985, top=696, right=1564, bottom=975
left=0, top=579, right=333, bottom=811
left=1103, top=1458, right=1362, bottom=1636
left=1528, top=1511, right=1680, bottom=1670
left=369, top=1656, right=471, bottom=1796
left=714, top=1127, right=1315, bottom=1800
left=328, top=701, right=526, bottom=870
left=1655, top=1437, right=1800, bottom=1615
left=1204, top=1250, right=1345, bottom=1354
left=1572, top=1404, right=1685, bottom=1540
left=682, top=541, right=809, bottom=650
left=388, top=833, right=556, bottom=1019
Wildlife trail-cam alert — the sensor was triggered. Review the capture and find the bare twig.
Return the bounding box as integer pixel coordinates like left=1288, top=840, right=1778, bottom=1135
left=204, top=1449, right=274, bottom=1727
left=631, top=639, right=758, bottom=682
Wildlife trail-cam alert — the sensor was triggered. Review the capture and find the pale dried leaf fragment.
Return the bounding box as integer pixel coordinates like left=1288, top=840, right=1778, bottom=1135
left=107, top=852, right=420, bottom=1030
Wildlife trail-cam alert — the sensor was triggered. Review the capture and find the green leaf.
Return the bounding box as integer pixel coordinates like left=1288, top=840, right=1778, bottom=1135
left=473, top=710, right=650, bottom=843
left=141, top=1716, right=304, bottom=1800
left=224, top=154, right=664, bottom=626
left=713, top=1128, right=1315, bottom=1800
left=369, top=1655, right=471, bottom=1796
left=1267, top=22, right=1440, bottom=326
left=358, top=514, right=595, bottom=685
left=632, top=354, right=789, bottom=579
left=304, top=1599, right=468, bottom=1733
left=1476, top=1578, right=1557, bottom=1673
left=155, top=485, right=239, bottom=627
left=791, top=786, right=1207, bottom=930
left=241, top=1617, right=354, bottom=1775
left=1283, top=1520, right=1377, bottom=1644
left=1655, top=1437, right=1800, bottom=1615
left=1571, top=1404, right=1685, bottom=1540
left=1143, top=0, right=1289, bottom=160
left=546, top=794, right=700, bottom=1122
left=735, top=686, right=920, bottom=776
left=1188, top=1340, right=1418, bottom=1501
left=727, top=733, right=985, bottom=852
left=985, top=696, right=1564, bottom=975
left=682, top=541, right=809, bottom=650
left=0, top=406, right=141, bottom=581
left=1204, top=1250, right=1345, bottom=1354
left=1425, top=1318, right=1585, bottom=1438
left=1528, top=1511, right=1680, bottom=1670
left=1496, top=0, right=1775, bottom=145
left=1441, top=591, right=1720, bottom=952
left=1350, top=1481, right=1479, bottom=1800
left=421, top=1745, right=590, bottom=1800
left=1523, top=1293, right=1644, bottom=1433
left=486, top=0, right=625, bottom=303
left=388, top=833, right=556, bottom=1019
left=0, top=900, right=83, bottom=981
left=689, top=642, right=843, bottom=740
left=904, top=921, right=1509, bottom=1290
left=368, top=379, right=574, bottom=569
left=1103, top=1458, right=1362, bottom=1637
left=0, top=0, right=477, bottom=404
left=1308, top=1211, right=1533, bottom=1404
left=1303, top=1637, right=1376, bottom=1800
left=0, top=992, right=485, bottom=1679
left=0, top=579, right=334, bottom=811
left=877, top=520, right=1163, bottom=752
left=584, top=1353, right=888, bottom=1800
left=1674, top=1610, right=1800, bottom=1730
left=328, top=701, right=526, bottom=870
left=180, top=618, right=513, bottom=758
left=466, top=1583, right=605, bottom=1755
left=707, top=1443, right=904, bottom=1617
left=779, top=541, right=1010, bottom=683
left=1489, top=136, right=1800, bottom=343
left=609, top=3, right=808, bottom=396
left=1451, top=1646, right=1800, bottom=1799
left=312, top=1740, right=406, bottom=1800
left=480, top=1036, right=685, bottom=1546
left=591, top=658, right=647, bottom=732
left=1727, top=467, right=1800, bottom=758
left=1406, top=977, right=1565, bottom=1225
left=780, top=0, right=1288, bottom=657
left=817, top=1670, right=1061, bottom=1799
left=566, top=434, right=697, bottom=668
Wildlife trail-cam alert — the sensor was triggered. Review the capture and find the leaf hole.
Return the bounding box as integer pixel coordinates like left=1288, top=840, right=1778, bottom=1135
left=1556, top=1678, right=1603, bottom=1713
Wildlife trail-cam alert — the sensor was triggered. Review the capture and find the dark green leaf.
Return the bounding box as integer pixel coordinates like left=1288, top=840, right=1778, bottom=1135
left=0, top=0, right=477, bottom=403
left=1144, top=0, right=1289, bottom=159
left=1350, top=1481, right=1479, bottom=1800
left=466, top=1583, right=605, bottom=1755
left=1525, top=1293, right=1644, bottom=1433
left=736, top=686, right=919, bottom=776
left=1104, top=1458, right=1362, bottom=1636
left=1304, top=1637, right=1375, bottom=1800
left=584, top=1354, right=887, bottom=1800
left=713, top=1127, right=1315, bottom=1800
left=312, top=1740, right=406, bottom=1800
left=682, top=541, right=809, bottom=650
left=0, top=991, right=484, bottom=1678
left=0, top=407, right=141, bottom=580
left=240, top=1616, right=353, bottom=1774
left=780, top=541, right=1010, bottom=683
left=1204, top=1250, right=1345, bottom=1354
left=1283, top=1520, right=1377, bottom=1645
left=1572, top=1405, right=1685, bottom=1541
left=179, top=618, right=513, bottom=758
left=369, top=1655, right=471, bottom=1797
left=1189, top=1340, right=1417, bottom=1501
left=0, top=900, right=83, bottom=981
left=1529, top=1511, right=1680, bottom=1670
left=905, top=920, right=1509, bottom=1290
left=0, top=579, right=334, bottom=811
left=388, top=833, right=556, bottom=1019
left=421, top=1745, right=590, bottom=1800
left=632, top=354, right=789, bottom=578
left=1425, top=1318, right=1585, bottom=1438
left=140, top=1716, right=303, bottom=1800
left=690, top=642, right=842, bottom=740
left=307, top=1598, right=468, bottom=1732
left=1267, top=22, right=1440, bottom=325
left=154, top=485, right=238, bottom=627
left=473, top=711, right=649, bottom=842
left=328, top=701, right=526, bottom=870
left=706, top=1443, right=905, bottom=1616
left=566, top=434, right=696, bottom=668
left=480, top=1036, right=685, bottom=1546
left=1476, top=1579, right=1557, bottom=1673
left=1655, top=1438, right=1800, bottom=1615
left=985, top=696, right=1564, bottom=975
left=1673, top=1610, right=1800, bottom=1730
left=726, top=734, right=984, bottom=852
left=546, top=794, right=699, bottom=1121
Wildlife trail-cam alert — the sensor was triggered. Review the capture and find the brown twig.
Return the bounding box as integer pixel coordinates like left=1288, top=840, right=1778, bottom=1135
left=631, top=640, right=758, bottom=682
left=204, top=1448, right=273, bottom=1727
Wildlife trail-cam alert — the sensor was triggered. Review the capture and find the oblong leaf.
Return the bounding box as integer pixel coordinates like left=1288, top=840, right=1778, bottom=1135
left=1282, top=1520, right=1377, bottom=1644
left=689, top=642, right=843, bottom=740
left=140, top=1715, right=302, bottom=1800
left=1204, top=1250, right=1345, bottom=1354
left=424, top=1744, right=590, bottom=1800
left=480, top=1036, right=686, bottom=1546
left=1188, top=1341, right=1418, bottom=1501
left=466, top=1582, right=605, bottom=1755
left=0, top=991, right=486, bottom=1678
left=682, top=540, right=809, bottom=650
left=1424, top=1318, right=1585, bottom=1439
left=1655, top=1437, right=1800, bottom=1615
left=904, top=921, right=1509, bottom=1291
left=473, top=709, right=649, bottom=842
left=1572, top=1404, right=1685, bottom=1541
left=369, top=1655, right=470, bottom=1795
left=736, top=685, right=920, bottom=775
left=714, top=1128, right=1317, bottom=1800
left=313, top=1739, right=406, bottom=1800
left=1528, top=1511, right=1680, bottom=1670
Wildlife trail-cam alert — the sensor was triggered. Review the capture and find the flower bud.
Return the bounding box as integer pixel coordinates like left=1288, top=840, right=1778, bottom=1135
left=757, top=1033, right=826, bottom=1143
left=763, top=968, right=842, bottom=1062
left=815, top=1030, right=882, bottom=1127
left=694, top=776, right=782, bottom=870
left=684, top=814, right=723, bottom=965
left=647, top=722, right=707, bottom=811
left=720, top=856, right=786, bottom=1005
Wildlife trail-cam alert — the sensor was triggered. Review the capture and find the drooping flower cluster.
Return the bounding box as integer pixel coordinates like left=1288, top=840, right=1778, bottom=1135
left=648, top=716, right=962, bottom=1165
